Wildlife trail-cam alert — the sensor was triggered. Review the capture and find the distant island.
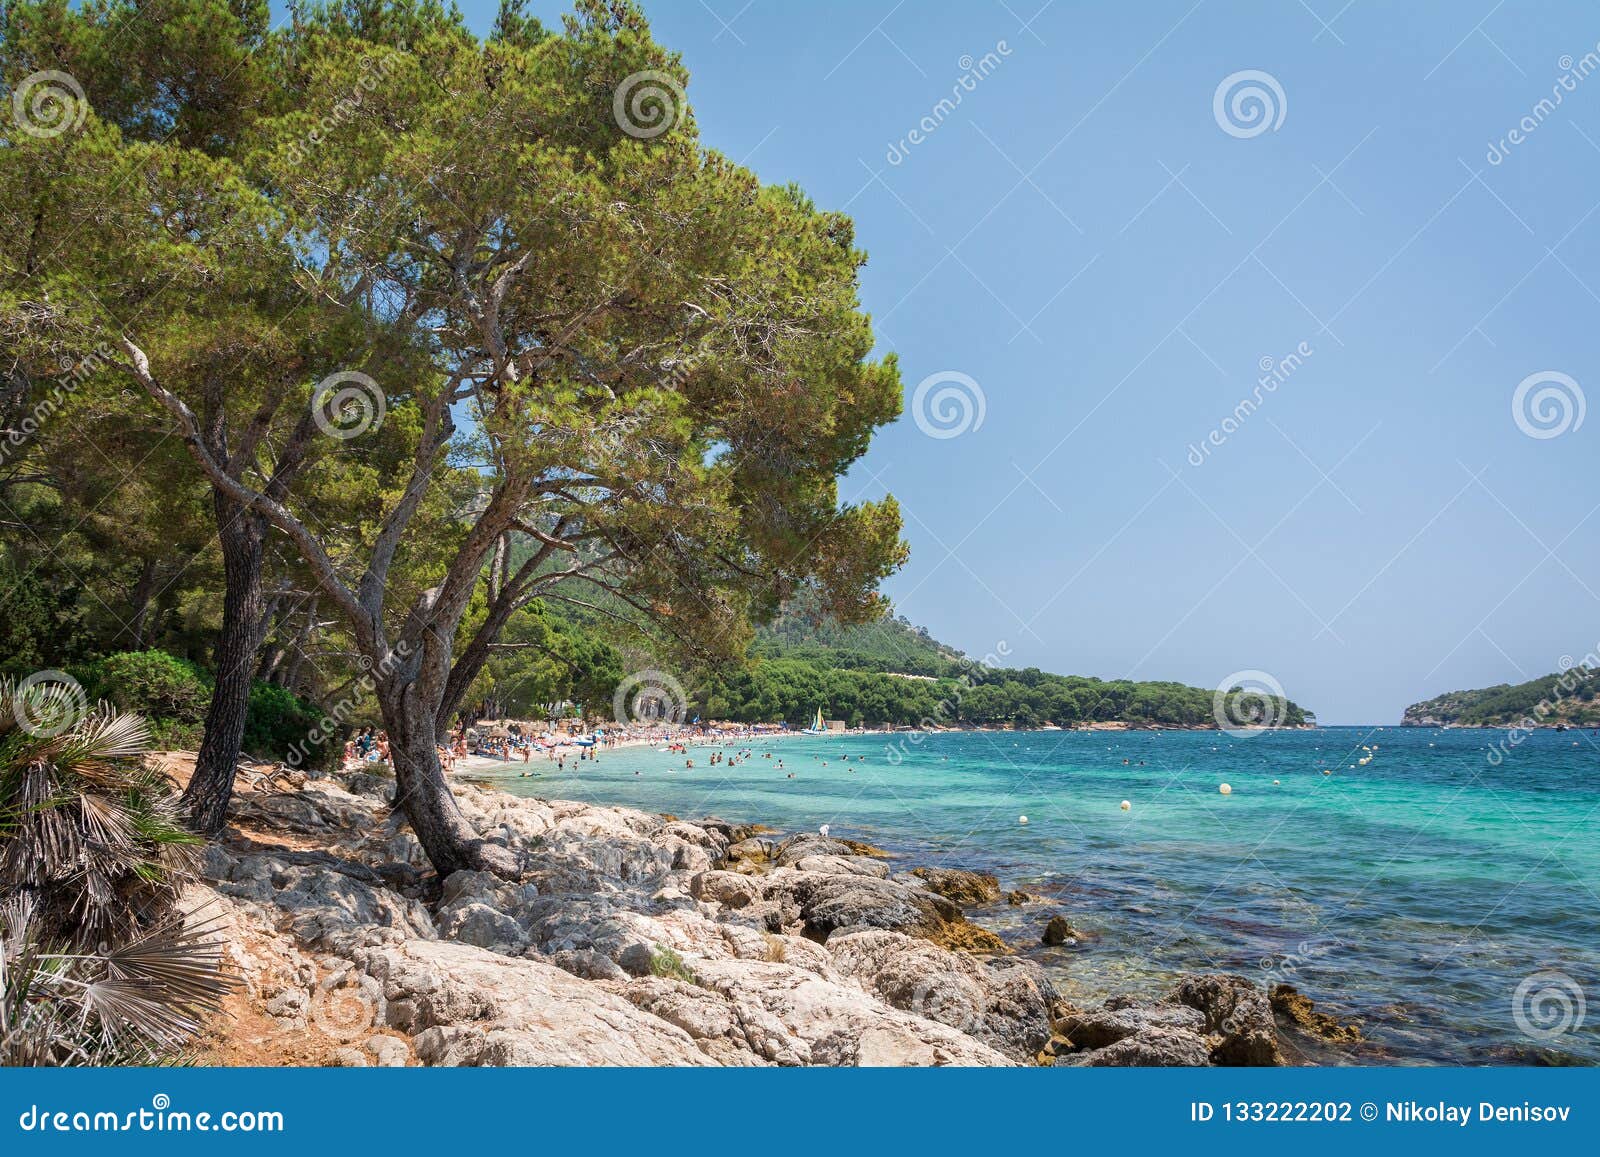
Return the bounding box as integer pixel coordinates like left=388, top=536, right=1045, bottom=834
left=1401, top=666, right=1600, bottom=728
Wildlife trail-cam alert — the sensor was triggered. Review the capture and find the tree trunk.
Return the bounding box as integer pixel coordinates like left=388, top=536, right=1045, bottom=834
left=433, top=595, right=517, bottom=733
left=255, top=597, right=292, bottom=682
left=378, top=680, right=518, bottom=878
left=126, top=557, right=159, bottom=649
left=279, top=596, right=316, bottom=693
left=182, top=499, right=266, bottom=834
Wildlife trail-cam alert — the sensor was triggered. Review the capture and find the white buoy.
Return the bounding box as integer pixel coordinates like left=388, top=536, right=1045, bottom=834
left=1018, top=815, right=1029, bottom=824
left=1272, top=779, right=1280, bottom=785
left=1218, top=783, right=1232, bottom=795
left=1119, top=800, right=1131, bottom=811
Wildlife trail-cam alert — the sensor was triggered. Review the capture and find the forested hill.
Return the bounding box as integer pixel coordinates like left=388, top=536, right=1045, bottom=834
left=715, top=599, right=1313, bottom=730
left=750, top=596, right=966, bottom=677
left=1401, top=667, right=1600, bottom=728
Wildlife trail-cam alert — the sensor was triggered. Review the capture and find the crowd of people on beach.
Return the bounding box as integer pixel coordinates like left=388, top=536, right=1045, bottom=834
left=340, top=719, right=798, bottom=776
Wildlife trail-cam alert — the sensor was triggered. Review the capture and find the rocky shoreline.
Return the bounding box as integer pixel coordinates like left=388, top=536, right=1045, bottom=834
left=185, top=760, right=1353, bottom=1067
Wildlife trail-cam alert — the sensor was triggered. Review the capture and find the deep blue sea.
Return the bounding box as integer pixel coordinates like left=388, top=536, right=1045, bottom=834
left=469, top=725, right=1600, bottom=1065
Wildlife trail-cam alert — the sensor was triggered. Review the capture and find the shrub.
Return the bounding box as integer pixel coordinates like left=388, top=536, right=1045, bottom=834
left=245, top=681, right=336, bottom=770
left=81, top=650, right=210, bottom=749
left=648, top=946, right=697, bottom=984
left=0, top=681, right=227, bottom=1064
left=76, top=652, right=338, bottom=767
left=0, top=685, right=201, bottom=945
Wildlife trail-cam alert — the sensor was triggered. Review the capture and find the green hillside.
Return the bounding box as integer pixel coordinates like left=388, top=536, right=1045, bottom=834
left=750, top=593, right=965, bottom=677
left=722, top=597, right=1312, bottom=730
left=1401, top=667, right=1600, bottom=728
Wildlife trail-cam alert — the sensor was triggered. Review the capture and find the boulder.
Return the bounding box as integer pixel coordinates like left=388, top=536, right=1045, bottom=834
left=928, top=922, right=1009, bottom=954
left=1169, top=973, right=1283, bottom=1066
left=826, top=928, right=1054, bottom=1062
left=1270, top=984, right=1362, bottom=1045
left=689, top=870, right=764, bottom=909
left=223, top=853, right=437, bottom=951
left=688, top=955, right=1012, bottom=1067
left=770, top=872, right=960, bottom=942
left=1069, top=1026, right=1213, bottom=1067
left=792, top=854, right=890, bottom=878
left=544, top=948, right=629, bottom=983
left=364, top=1035, right=411, bottom=1067
left=907, top=867, right=1002, bottom=906
left=343, top=772, right=393, bottom=800
left=1056, top=1002, right=1206, bottom=1050
left=1041, top=915, right=1087, bottom=946
left=773, top=833, right=859, bottom=866
left=356, top=938, right=716, bottom=1065
left=436, top=902, right=528, bottom=954
left=725, top=836, right=779, bottom=865
left=624, top=976, right=807, bottom=1065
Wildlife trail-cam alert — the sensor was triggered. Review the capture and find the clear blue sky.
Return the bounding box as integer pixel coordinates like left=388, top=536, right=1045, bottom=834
left=457, top=1, right=1599, bottom=724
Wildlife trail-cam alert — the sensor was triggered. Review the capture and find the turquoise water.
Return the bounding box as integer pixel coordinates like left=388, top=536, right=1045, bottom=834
left=470, top=726, right=1600, bottom=1064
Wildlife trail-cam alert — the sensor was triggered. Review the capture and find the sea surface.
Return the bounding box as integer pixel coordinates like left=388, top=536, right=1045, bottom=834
left=467, top=725, right=1600, bottom=1065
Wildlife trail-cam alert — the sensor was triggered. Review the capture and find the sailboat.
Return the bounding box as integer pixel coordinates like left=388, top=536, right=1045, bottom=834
left=803, top=707, right=827, bottom=735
